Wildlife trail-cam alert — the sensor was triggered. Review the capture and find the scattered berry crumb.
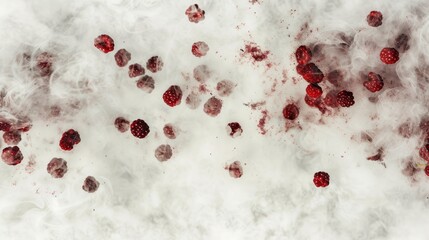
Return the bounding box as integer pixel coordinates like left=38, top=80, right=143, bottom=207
left=313, top=171, right=330, bottom=187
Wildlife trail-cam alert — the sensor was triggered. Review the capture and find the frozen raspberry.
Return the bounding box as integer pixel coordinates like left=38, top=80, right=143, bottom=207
left=185, top=4, right=205, bottom=23
left=36, top=52, right=54, bottom=77
left=313, top=171, right=330, bottom=187
left=154, top=144, right=173, bottom=162
left=0, top=121, right=12, bottom=132
left=163, top=124, right=176, bottom=139
left=216, top=80, right=235, bottom=97
left=192, top=41, right=209, bottom=57
left=283, top=103, right=299, bottom=120
left=419, top=144, right=429, bottom=162
left=3, top=131, right=21, bottom=145
left=300, top=63, right=324, bottom=84
left=128, top=63, right=145, bottom=78
left=296, top=64, right=305, bottom=75
left=295, top=45, right=312, bottom=65
left=136, top=75, right=155, bottom=93
left=425, top=165, right=429, bottom=176
left=114, top=117, right=130, bottom=133
left=146, top=56, right=163, bottom=73
left=244, top=43, right=269, bottom=62
left=227, top=161, right=243, bottom=178
left=364, top=72, right=384, bottom=92
left=82, top=176, right=100, bottom=193
left=305, top=95, right=320, bottom=107
left=203, top=97, right=223, bottom=117
left=367, top=11, right=383, bottom=27
left=163, top=85, right=183, bottom=107
left=2, top=146, right=23, bottom=165
left=227, top=122, right=243, bottom=137
left=47, top=158, right=68, bottom=178
left=336, top=90, right=355, bottom=107
left=193, top=65, right=211, bottom=82
left=306, top=84, right=323, bottom=98
left=324, top=90, right=339, bottom=108
left=59, top=129, right=81, bottom=151
left=380, top=48, right=399, bottom=64
left=130, top=119, right=150, bottom=139
left=186, top=92, right=202, bottom=109
left=94, top=34, right=115, bottom=53
left=395, top=34, right=410, bottom=52
left=114, top=49, right=131, bottom=67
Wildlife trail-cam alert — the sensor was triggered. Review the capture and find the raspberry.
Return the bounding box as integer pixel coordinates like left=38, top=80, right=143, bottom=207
left=154, top=144, right=173, bottom=162
left=193, top=65, right=211, bottom=82
left=82, top=176, right=100, bottom=193
left=296, top=64, right=305, bottom=75
left=324, top=90, right=339, bottom=108
left=146, top=56, right=163, bottom=73
left=295, top=45, right=312, bottom=65
left=216, top=80, right=235, bottom=97
left=327, top=70, right=342, bottom=86
left=300, top=63, right=324, bottom=84
left=2, top=146, right=23, bottom=165
left=203, top=97, right=223, bottom=117
left=3, top=131, right=22, bottom=145
left=282, top=103, right=299, bottom=120
left=128, top=63, right=145, bottom=78
left=59, top=129, right=81, bottom=151
left=336, top=90, right=355, bottom=107
left=163, top=85, right=183, bottom=107
left=380, top=48, right=399, bottom=64
left=419, top=144, right=429, bottom=162
left=94, top=34, right=115, bottom=53
left=306, top=84, right=323, bottom=98
left=163, top=124, right=176, bottom=139
left=304, top=95, right=320, bottom=107
left=367, top=11, right=383, bottom=27
left=192, top=41, right=209, bottom=57
left=313, top=171, right=329, bottom=187
left=114, top=117, right=130, bottom=133
left=186, top=92, right=202, bottom=109
left=227, top=161, right=243, bottom=178
left=36, top=52, right=54, bottom=77
left=425, top=165, right=429, bottom=176
left=0, top=121, right=12, bottom=132
left=114, top=49, right=131, bottom=67
left=130, top=119, right=150, bottom=138
left=185, top=4, right=205, bottom=23
left=364, top=72, right=384, bottom=92
left=136, top=75, right=155, bottom=93
left=227, top=122, right=243, bottom=137
left=395, top=34, right=410, bottom=52
left=244, top=43, right=269, bottom=62
left=47, top=158, right=68, bottom=178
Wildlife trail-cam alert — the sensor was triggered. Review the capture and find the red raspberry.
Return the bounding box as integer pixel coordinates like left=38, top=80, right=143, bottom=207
left=282, top=103, right=299, bottom=120
left=203, top=97, right=223, bottom=117
left=336, top=90, right=355, bottom=107
left=313, top=171, right=329, bottom=187
left=130, top=119, right=150, bottom=138
left=192, top=41, right=209, bottom=57
left=306, top=84, right=323, bottom=98
left=295, top=45, right=312, bottom=65
left=296, top=64, right=305, bottom=75
left=94, top=34, right=115, bottom=53
left=163, top=124, right=176, bottom=139
left=186, top=92, right=202, bottom=109
left=380, top=48, right=399, bottom=64
left=3, top=131, right=22, bottom=145
left=227, top=161, right=243, bottom=178
left=227, top=122, right=243, bottom=137
left=185, top=4, right=205, bottom=23
left=304, top=95, right=320, bottom=107
left=82, top=176, right=100, bottom=193
left=114, top=117, right=130, bottom=133
left=425, top=165, right=429, bottom=176
left=154, top=144, right=173, bottom=162
left=300, top=63, right=324, bottom=84
left=216, top=80, right=235, bottom=97
left=327, top=70, right=342, bottom=86
left=146, top=56, right=163, bottom=73
left=2, top=146, right=23, bottom=165
left=59, top=129, right=81, bottom=151
left=367, top=11, right=383, bottom=27
left=128, top=63, right=145, bottom=78
left=136, top=75, right=155, bottom=93
left=114, top=49, right=131, bottom=67
left=419, top=144, right=429, bottom=162
left=163, top=85, right=183, bottom=107
left=36, top=52, right=54, bottom=77
left=324, top=90, right=339, bottom=108
left=47, top=158, right=68, bottom=178
left=0, top=121, right=12, bottom=132
left=193, top=65, right=211, bottom=82
left=364, top=72, right=384, bottom=92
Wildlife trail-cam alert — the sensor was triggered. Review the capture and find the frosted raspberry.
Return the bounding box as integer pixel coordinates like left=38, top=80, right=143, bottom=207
left=94, top=34, right=115, bottom=53
left=300, top=63, right=324, bottom=84
left=146, top=56, right=163, bottom=73
left=203, top=97, right=223, bottom=117
left=295, top=45, right=312, bottom=65
left=83, top=176, right=100, bottom=193
left=283, top=103, right=299, bottom=120
left=163, top=85, right=183, bottom=107
left=227, top=161, right=243, bottom=178
left=313, top=171, right=329, bottom=187
left=364, top=72, right=384, bottom=92
left=367, top=11, right=383, bottom=27
left=186, top=92, right=202, bottom=109
left=130, top=119, right=150, bottom=138
left=380, top=48, right=399, bottom=64
left=2, top=146, right=23, bottom=165
left=114, top=49, right=131, bottom=67
left=128, top=63, right=145, bottom=78
left=324, top=90, right=339, bottom=108
left=0, top=121, right=12, bottom=132
left=154, top=144, right=173, bottom=162
left=59, top=129, right=80, bottom=151
left=193, top=65, right=211, bottom=82
left=192, top=41, right=209, bottom=57
left=216, top=80, right=235, bottom=97
left=114, top=117, right=130, bottom=133
left=185, top=4, right=205, bottom=23
left=163, top=124, right=176, bottom=139
left=425, top=165, right=429, bottom=176
left=227, top=122, right=243, bottom=137
left=3, top=131, right=21, bottom=145
left=136, top=75, right=155, bottom=93
left=47, top=158, right=68, bottom=178
left=336, top=90, right=355, bottom=107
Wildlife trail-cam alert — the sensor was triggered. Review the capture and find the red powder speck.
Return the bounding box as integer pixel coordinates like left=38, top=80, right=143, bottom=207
left=258, top=110, right=268, bottom=135
left=243, top=43, right=269, bottom=62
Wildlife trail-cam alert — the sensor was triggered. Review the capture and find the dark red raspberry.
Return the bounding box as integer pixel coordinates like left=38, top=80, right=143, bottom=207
left=367, top=11, right=383, bottom=27
left=425, top=165, right=429, bottom=176
left=203, top=97, right=223, bottom=117
left=163, top=124, right=176, bottom=139
left=324, top=90, right=339, bottom=108
left=128, top=64, right=145, bottom=78
left=364, top=72, right=384, bottom=92
left=146, top=56, right=163, bottom=73
left=305, top=95, right=320, bottom=107
left=313, top=171, right=330, bottom=187
left=380, top=48, right=399, bottom=64
left=192, top=41, right=209, bottom=57
left=163, top=85, right=183, bottom=107
left=2, top=146, right=23, bottom=165
left=114, top=49, right=131, bottom=67
left=154, top=144, right=173, bottom=162
left=59, top=129, right=81, bottom=151
left=130, top=119, right=150, bottom=138
left=296, top=64, right=305, bottom=75
left=295, top=45, right=312, bottom=65
left=114, top=117, right=130, bottom=133
left=216, top=80, right=235, bottom=97
left=227, top=161, right=243, bottom=178
left=0, top=121, right=12, bottom=132
left=336, top=90, right=355, bottom=107
left=227, top=122, right=243, bottom=137
left=94, top=34, right=115, bottom=53
left=300, top=63, right=324, bottom=84
left=283, top=103, right=299, bottom=120
left=47, top=158, right=68, bottom=178
left=82, top=176, right=100, bottom=193
left=185, top=4, right=205, bottom=23
left=419, top=144, right=429, bottom=162
left=306, top=84, right=323, bottom=98
left=136, top=75, right=155, bottom=93
left=3, top=131, right=22, bottom=145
